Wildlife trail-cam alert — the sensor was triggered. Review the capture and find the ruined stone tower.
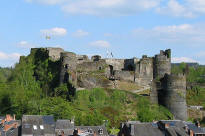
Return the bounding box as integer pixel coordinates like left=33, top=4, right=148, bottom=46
left=59, top=52, right=77, bottom=86
left=162, top=73, right=188, bottom=121
left=150, top=49, right=172, bottom=105
left=153, top=49, right=171, bottom=79
left=150, top=49, right=187, bottom=121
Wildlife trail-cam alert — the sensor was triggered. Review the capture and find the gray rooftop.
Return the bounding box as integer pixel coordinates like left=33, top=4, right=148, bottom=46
left=55, top=120, right=75, bottom=136
left=21, top=115, right=55, bottom=136
left=132, top=123, right=164, bottom=136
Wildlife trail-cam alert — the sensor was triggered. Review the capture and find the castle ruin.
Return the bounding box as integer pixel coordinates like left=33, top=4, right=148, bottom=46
left=28, top=47, right=187, bottom=121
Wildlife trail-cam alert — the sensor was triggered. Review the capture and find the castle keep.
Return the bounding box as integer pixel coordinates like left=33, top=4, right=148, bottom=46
left=28, top=48, right=187, bottom=121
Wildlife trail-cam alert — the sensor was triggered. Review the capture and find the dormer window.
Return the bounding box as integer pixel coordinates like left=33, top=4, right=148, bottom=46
left=33, top=125, right=37, bottom=130
left=98, top=128, right=103, bottom=135
left=88, top=128, right=93, bottom=134
left=40, top=125, right=44, bottom=130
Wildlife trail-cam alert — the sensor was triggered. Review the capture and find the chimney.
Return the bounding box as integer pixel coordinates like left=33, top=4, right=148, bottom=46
left=165, top=123, right=170, bottom=128
left=94, top=131, right=97, bottom=136
left=189, top=130, right=194, bottom=136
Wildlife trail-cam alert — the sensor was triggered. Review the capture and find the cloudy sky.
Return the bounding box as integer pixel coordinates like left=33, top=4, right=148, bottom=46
left=1, top=0, right=205, bottom=67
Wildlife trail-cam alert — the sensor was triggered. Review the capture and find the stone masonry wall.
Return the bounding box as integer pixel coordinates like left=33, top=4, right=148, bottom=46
left=135, top=56, right=153, bottom=86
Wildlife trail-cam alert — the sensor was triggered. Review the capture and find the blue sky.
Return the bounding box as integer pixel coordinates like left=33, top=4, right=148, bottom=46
left=1, top=0, right=205, bottom=67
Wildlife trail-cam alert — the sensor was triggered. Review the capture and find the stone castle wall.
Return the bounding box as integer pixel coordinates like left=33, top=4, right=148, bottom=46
left=105, top=59, right=125, bottom=71
left=46, top=47, right=64, bottom=61
left=135, top=56, right=153, bottom=86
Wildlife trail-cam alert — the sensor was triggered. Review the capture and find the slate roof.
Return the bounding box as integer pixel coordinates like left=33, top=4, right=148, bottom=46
left=166, top=127, right=189, bottom=136
left=55, top=120, right=74, bottom=136
left=56, top=120, right=74, bottom=129
left=21, top=115, right=55, bottom=136
left=132, top=123, right=164, bottom=136
left=159, top=120, right=185, bottom=128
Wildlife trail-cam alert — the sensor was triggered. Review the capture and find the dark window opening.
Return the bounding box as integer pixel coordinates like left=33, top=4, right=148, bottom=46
left=127, top=64, right=134, bottom=71
left=109, top=65, right=114, bottom=76
left=65, top=64, right=69, bottom=69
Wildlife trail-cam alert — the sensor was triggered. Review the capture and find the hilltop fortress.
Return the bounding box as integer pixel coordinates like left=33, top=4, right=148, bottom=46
left=25, top=48, right=187, bottom=121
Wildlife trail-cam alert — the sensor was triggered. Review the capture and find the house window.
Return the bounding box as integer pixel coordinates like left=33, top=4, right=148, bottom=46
left=40, top=125, right=44, bottom=130
left=33, top=125, right=37, bottom=130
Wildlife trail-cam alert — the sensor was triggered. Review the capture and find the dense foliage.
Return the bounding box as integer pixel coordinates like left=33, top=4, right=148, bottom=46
left=0, top=49, right=173, bottom=132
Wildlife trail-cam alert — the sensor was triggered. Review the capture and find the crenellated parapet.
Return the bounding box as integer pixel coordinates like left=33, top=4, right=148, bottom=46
left=153, top=49, right=171, bottom=79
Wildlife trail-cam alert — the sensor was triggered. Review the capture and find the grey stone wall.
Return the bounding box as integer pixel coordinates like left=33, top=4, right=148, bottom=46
left=105, top=59, right=125, bottom=71
left=114, top=70, right=135, bottom=82
left=150, top=80, right=161, bottom=104
left=76, top=55, right=89, bottom=64
left=77, top=60, right=107, bottom=72
left=135, top=56, right=153, bottom=86
left=46, top=47, right=64, bottom=61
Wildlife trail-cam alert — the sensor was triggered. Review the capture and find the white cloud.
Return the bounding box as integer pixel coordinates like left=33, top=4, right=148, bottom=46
left=25, top=0, right=161, bottom=16
left=172, top=57, right=197, bottom=63
left=89, top=40, right=110, bottom=48
left=156, top=0, right=205, bottom=18
left=72, top=29, right=89, bottom=37
left=40, top=27, right=67, bottom=37
left=25, top=0, right=66, bottom=5
left=156, top=0, right=194, bottom=18
left=0, top=52, right=21, bottom=61
left=132, top=24, right=205, bottom=44
left=25, top=0, right=205, bottom=17
left=187, top=0, right=205, bottom=13
left=17, top=41, right=36, bottom=48
left=62, top=0, right=161, bottom=16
